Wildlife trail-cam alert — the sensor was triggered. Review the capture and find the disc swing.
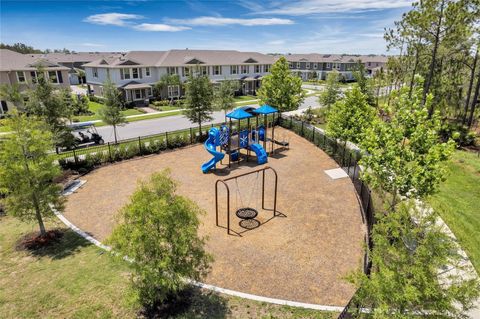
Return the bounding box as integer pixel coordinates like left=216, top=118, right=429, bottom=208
left=234, top=172, right=260, bottom=220
left=215, top=166, right=278, bottom=236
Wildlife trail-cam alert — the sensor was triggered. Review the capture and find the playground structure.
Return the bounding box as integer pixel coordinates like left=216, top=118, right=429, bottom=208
left=201, top=105, right=288, bottom=173
left=215, top=166, right=278, bottom=235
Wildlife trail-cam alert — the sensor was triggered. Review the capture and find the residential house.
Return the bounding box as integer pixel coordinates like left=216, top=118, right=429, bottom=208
left=0, top=49, right=70, bottom=117
left=83, top=50, right=275, bottom=105
left=284, top=53, right=388, bottom=81
left=30, top=52, right=121, bottom=84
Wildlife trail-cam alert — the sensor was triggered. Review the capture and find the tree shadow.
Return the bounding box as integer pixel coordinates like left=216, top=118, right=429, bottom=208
left=142, top=286, right=229, bottom=319
left=23, top=228, right=92, bottom=260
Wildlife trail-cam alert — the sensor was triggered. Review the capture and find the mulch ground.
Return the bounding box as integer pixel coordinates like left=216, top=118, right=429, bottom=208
left=63, top=127, right=365, bottom=306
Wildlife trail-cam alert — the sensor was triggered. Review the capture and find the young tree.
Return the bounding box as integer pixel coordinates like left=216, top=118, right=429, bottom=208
left=326, top=85, right=376, bottom=144
left=0, top=111, right=64, bottom=236
left=26, top=71, right=73, bottom=147
left=319, top=70, right=341, bottom=108
left=108, top=170, right=211, bottom=306
left=0, top=83, right=23, bottom=109
left=213, top=79, right=238, bottom=119
left=353, top=61, right=375, bottom=105
left=360, top=76, right=455, bottom=209
left=257, top=56, right=305, bottom=112
left=183, top=73, right=214, bottom=135
left=98, top=80, right=127, bottom=144
left=349, top=201, right=480, bottom=318
left=153, top=74, right=181, bottom=100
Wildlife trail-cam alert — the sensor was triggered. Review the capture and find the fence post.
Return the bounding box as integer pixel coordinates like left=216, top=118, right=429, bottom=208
left=190, top=127, right=193, bottom=144
left=290, top=116, right=293, bottom=128
left=347, top=152, right=351, bottom=176
left=138, top=136, right=142, bottom=154
left=165, top=131, right=169, bottom=147
left=301, top=121, right=304, bottom=136
left=72, top=148, right=78, bottom=167
left=312, top=127, right=315, bottom=144
left=107, top=142, right=112, bottom=162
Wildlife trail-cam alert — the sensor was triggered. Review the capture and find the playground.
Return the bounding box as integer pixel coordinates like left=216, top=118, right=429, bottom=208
left=63, top=121, right=365, bottom=306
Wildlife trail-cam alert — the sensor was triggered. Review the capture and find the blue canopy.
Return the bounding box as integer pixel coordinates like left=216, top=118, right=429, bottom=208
left=226, top=108, right=253, bottom=120
left=253, top=104, right=278, bottom=115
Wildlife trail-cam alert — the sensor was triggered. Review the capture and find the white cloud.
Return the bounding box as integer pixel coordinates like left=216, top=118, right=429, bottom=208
left=249, top=0, right=411, bottom=15
left=266, top=39, right=286, bottom=45
left=84, top=13, right=143, bottom=26
left=79, top=42, right=105, bottom=47
left=133, top=23, right=191, bottom=32
left=166, top=16, right=294, bottom=26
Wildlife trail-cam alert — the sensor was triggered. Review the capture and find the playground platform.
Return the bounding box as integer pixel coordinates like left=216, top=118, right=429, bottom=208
left=63, top=127, right=365, bottom=307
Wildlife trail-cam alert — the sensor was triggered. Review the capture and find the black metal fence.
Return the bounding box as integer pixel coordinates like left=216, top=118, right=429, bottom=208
left=56, top=124, right=216, bottom=172
left=278, top=115, right=375, bottom=318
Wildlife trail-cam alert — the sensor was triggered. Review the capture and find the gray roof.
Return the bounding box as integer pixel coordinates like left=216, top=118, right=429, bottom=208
left=0, top=49, right=70, bottom=72
left=284, top=53, right=389, bottom=64
left=29, top=52, right=122, bottom=64
left=84, top=49, right=276, bottom=68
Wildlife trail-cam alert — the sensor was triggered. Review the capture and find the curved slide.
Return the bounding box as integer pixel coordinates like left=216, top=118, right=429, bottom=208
left=201, top=128, right=225, bottom=173
left=249, top=143, right=268, bottom=165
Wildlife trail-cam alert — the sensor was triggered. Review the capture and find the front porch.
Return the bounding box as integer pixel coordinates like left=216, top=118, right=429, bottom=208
left=121, top=82, right=153, bottom=106
left=240, top=76, right=262, bottom=95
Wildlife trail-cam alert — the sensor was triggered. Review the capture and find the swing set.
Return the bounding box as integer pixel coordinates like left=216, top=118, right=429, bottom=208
left=215, top=166, right=278, bottom=236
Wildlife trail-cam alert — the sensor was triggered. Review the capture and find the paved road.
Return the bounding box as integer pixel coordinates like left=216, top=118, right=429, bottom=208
left=97, top=95, right=320, bottom=143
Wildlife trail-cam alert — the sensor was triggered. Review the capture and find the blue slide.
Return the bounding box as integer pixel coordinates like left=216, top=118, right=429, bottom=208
left=249, top=143, right=268, bottom=165
left=201, top=128, right=225, bottom=173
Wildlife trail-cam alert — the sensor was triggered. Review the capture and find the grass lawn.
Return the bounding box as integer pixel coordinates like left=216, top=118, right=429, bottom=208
left=0, top=216, right=337, bottom=318
left=428, top=150, right=480, bottom=273
left=73, top=101, right=143, bottom=123
left=233, top=95, right=258, bottom=102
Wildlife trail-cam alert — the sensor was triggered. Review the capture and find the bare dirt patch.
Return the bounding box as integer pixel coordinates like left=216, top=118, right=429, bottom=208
left=63, top=127, right=365, bottom=306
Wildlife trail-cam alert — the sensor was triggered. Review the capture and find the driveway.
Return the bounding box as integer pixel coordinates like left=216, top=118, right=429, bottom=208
left=70, top=85, right=87, bottom=95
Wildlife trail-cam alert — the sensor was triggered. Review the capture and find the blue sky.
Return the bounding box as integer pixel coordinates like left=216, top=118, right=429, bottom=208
left=0, top=0, right=412, bottom=54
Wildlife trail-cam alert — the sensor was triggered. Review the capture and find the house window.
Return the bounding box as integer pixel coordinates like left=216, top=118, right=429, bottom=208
left=93, top=68, right=98, bottom=78
left=230, top=65, right=238, bottom=75
left=183, top=67, right=190, bottom=77
left=213, top=66, right=222, bottom=75
left=368, top=62, right=371, bottom=66
left=48, top=71, right=58, bottom=83
left=313, top=63, right=318, bottom=69
left=296, top=62, right=300, bottom=69
left=134, top=89, right=142, bottom=100
left=254, top=65, right=261, bottom=73
left=147, top=88, right=152, bottom=96
left=168, top=85, right=180, bottom=98
left=326, top=63, right=331, bottom=69
left=306, top=62, right=310, bottom=69
left=124, top=68, right=131, bottom=79
left=289, top=63, right=294, bottom=69
left=198, top=66, right=208, bottom=75
left=16, top=71, right=26, bottom=83
left=241, top=65, right=248, bottom=74
left=264, top=65, right=270, bottom=73
left=145, top=67, right=151, bottom=76
left=132, top=68, right=139, bottom=79
left=30, top=71, right=37, bottom=83
left=167, top=67, right=177, bottom=75
left=1, top=101, right=8, bottom=114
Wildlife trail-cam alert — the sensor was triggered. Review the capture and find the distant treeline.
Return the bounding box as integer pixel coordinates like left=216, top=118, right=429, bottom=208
left=0, top=42, right=75, bottom=54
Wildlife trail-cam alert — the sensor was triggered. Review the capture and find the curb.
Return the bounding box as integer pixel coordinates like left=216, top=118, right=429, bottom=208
left=52, top=209, right=347, bottom=313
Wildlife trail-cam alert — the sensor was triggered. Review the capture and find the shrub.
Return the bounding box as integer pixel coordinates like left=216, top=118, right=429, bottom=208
left=440, top=121, right=476, bottom=147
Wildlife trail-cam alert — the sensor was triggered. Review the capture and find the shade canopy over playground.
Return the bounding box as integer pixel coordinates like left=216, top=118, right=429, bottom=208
left=226, top=108, right=253, bottom=120
left=253, top=104, right=278, bottom=115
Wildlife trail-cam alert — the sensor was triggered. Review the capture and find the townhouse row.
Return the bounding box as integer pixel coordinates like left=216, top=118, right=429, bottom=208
left=0, top=48, right=388, bottom=114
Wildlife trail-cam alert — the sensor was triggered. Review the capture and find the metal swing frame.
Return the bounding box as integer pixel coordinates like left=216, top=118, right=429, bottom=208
left=215, top=166, right=278, bottom=235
